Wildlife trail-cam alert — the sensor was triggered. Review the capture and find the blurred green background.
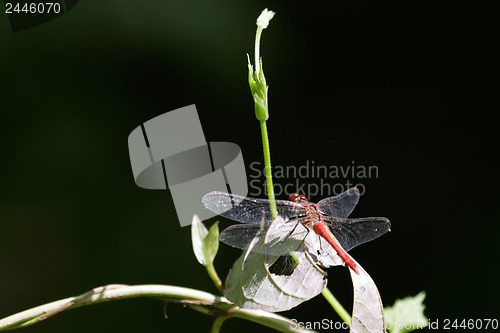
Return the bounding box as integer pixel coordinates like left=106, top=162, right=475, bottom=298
left=1, top=1, right=499, bottom=332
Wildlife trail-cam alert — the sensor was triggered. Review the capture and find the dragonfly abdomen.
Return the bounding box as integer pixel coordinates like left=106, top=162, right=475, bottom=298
left=312, top=222, right=359, bottom=274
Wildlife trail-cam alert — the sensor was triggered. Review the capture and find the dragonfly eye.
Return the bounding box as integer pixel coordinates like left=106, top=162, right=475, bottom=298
left=289, top=193, right=308, bottom=202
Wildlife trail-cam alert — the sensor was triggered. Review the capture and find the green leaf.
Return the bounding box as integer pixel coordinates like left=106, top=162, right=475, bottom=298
left=191, top=215, right=218, bottom=266
left=348, top=258, right=386, bottom=333
left=224, top=217, right=327, bottom=312
left=384, top=291, right=428, bottom=333
left=204, top=221, right=219, bottom=264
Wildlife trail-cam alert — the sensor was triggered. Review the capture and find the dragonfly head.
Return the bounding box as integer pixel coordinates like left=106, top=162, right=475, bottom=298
left=289, top=193, right=308, bottom=203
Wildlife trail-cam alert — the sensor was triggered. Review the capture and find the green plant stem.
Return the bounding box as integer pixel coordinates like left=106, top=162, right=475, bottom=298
left=211, top=316, right=228, bottom=333
left=0, top=285, right=225, bottom=331
left=260, top=120, right=278, bottom=218
left=254, top=26, right=263, bottom=74
left=0, top=284, right=317, bottom=333
left=321, top=287, right=351, bottom=326
left=230, top=308, right=317, bottom=333
left=250, top=9, right=350, bottom=328
left=205, top=261, right=224, bottom=294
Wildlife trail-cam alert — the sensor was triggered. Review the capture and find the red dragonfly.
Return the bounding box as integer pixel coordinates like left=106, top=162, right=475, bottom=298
left=202, top=187, right=390, bottom=274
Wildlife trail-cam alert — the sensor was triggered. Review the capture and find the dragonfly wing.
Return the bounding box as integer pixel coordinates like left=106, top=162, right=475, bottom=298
left=325, top=217, right=391, bottom=252
left=202, top=191, right=306, bottom=224
left=219, top=224, right=262, bottom=250
left=316, top=187, right=360, bottom=218
left=219, top=218, right=309, bottom=256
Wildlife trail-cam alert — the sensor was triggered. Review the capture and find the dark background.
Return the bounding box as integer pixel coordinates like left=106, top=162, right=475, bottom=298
left=1, top=1, right=498, bottom=332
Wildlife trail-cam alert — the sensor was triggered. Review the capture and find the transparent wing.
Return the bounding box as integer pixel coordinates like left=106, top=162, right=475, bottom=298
left=219, top=224, right=262, bottom=250
left=317, top=187, right=360, bottom=218
left=219, top=218, right=310, bottom=256
left=324, top=216, right=391, bottom=252
left=202, top=191, right=306, bottom=224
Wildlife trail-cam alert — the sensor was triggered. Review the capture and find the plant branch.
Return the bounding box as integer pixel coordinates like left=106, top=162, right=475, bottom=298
left=248, top=8, right=353, bottom=327
left=0, top=285, right=226, bottom=331
left=210, top=316, right=228, bottom=333
left=321, top=287, right=352, bottom=326
left=248, top=9, right=278, bottom=218
left=230, top=308, right=317, bottom=333
left=254, top=26, right=263, bottom=74
left=260, top=120, right=278, bottom=218
left=0, top=284, right=317, bottom=333
left=205, top=261, right=224, bottom=294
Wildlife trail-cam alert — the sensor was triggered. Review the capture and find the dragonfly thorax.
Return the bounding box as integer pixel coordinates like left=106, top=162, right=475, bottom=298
left=299, top=202, right=325, bottom=227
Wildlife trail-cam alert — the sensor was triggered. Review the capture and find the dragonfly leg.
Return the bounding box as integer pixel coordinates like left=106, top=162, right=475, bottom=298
left=282, top=220, right=301, bottom=241
left=279, top=220, right=310, bottom=253
left=295, top=226, right=310, bottom=252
